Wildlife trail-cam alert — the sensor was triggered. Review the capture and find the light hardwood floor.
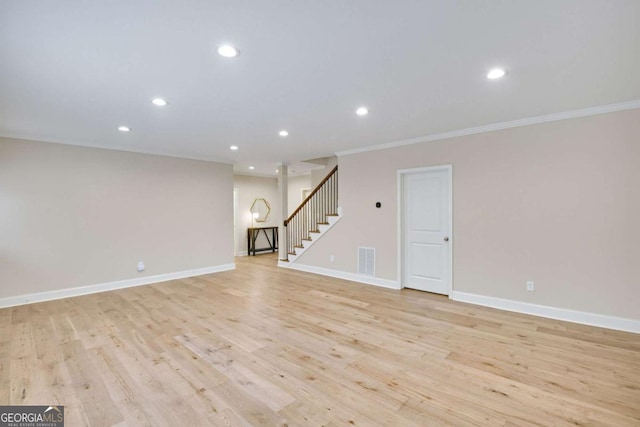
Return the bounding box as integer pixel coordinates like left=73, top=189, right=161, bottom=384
left=2, top=254, right=639, bottom=426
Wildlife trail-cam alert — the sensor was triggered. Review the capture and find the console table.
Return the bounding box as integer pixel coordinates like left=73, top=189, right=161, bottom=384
left=247, top=226, right=278, bottom=256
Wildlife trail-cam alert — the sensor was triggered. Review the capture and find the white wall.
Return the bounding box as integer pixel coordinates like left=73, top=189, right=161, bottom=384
left=1, top=137, right=234, bottom=301
left=296, top=109, right=640, bottom=321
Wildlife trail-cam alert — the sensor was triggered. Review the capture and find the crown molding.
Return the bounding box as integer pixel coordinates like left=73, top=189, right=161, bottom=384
left=336, top=99, right=640, bottom=157
left=0, top=133, right=232, bottom=165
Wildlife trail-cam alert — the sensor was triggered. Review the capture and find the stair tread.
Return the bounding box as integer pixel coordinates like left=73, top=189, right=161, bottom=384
left=285, top=183, right=340, bottom=263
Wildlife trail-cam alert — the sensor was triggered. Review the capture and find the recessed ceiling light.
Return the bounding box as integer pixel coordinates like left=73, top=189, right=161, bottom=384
left=118, top=126, right=130, bottom=132
left=275, top=169, right=279, bottom=173
left=152, top=98, right=168, bottom=106
left=487, top=68, right=507, bottom=79
left=217, top=45, right=239, bottom=58
left=249, top=166, right=255, bottom=170
left=279, top=130, right=289, bottom=137
left=356, top=107, right=368, bottom=116
left=230, top=145, right=238, bottom=150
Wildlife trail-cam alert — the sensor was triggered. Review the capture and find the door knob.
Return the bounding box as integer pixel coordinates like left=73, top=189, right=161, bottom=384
left=444, top=236, right=449, bottom=242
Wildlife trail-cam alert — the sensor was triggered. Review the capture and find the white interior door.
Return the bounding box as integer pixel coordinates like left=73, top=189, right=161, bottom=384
left=403, top=167, right=451, bottom=294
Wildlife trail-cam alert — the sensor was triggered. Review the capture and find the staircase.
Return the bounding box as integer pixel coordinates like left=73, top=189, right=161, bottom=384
left=279, top=166, right=341, bottom=265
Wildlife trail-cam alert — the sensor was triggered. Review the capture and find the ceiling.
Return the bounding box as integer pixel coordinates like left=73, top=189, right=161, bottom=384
left=1, top=1, right=639, bottom=176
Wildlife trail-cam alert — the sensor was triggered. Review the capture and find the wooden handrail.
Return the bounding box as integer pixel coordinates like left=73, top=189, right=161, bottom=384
left=284, top=165, right=338, bottom=226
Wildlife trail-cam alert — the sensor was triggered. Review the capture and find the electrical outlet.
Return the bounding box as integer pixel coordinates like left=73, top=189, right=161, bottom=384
left=526, top=281, right=535, bottom=291
left=330, top=255, right=335, bottom=262
left=137, top=261, right=145, bottom=272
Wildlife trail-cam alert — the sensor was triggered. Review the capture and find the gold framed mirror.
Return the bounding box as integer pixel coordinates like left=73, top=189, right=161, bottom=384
left=250, top=198, right=271, bottom=223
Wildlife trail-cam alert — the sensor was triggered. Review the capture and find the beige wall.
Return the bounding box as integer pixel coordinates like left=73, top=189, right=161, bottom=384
left=297, top=109, right=640, bottom=320
left=1, top=137, right=234, bottom=299
left=287, top=174, right=311, bottom=215
left=310, top=156, right=338, bottom=188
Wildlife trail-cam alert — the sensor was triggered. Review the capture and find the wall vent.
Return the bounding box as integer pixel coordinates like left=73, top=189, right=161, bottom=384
left=357, top=247, right=375, bottom=277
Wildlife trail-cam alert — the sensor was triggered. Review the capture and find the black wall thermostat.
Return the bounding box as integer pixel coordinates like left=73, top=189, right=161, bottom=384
left=376, top=202, right=381, bottom=208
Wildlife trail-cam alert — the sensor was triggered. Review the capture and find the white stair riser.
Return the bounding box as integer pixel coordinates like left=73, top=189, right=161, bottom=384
left=283, top=213, right=342, bottom=265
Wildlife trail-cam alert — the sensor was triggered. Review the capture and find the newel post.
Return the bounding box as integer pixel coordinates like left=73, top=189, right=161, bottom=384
left=277, top=164, right=289, bottom=261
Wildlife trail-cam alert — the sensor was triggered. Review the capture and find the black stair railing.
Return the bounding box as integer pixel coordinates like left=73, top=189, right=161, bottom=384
left=283, top=166, right=338, bottom=260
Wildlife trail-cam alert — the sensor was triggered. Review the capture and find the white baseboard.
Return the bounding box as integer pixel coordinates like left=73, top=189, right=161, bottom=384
left=236, top=250, right=248, bottom=256
left=280, top=262, right=400, bottom=290
left=0, top=263, right=236, bottom=309
left=450, top=291, right=640, bottom=334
